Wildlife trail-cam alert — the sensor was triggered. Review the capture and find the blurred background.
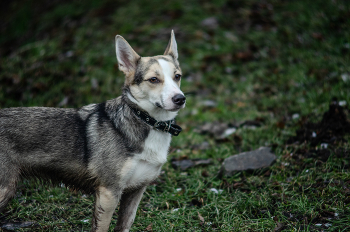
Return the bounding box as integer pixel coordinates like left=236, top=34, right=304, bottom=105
left=0, top=0, right=350, bottom=231
left=1, top=0, right=349, bottom=118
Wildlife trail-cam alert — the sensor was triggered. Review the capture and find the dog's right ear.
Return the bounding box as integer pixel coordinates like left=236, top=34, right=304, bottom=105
left=115, top=35, right=141, bottom=75
left=164, top=30, right=178, bottom=60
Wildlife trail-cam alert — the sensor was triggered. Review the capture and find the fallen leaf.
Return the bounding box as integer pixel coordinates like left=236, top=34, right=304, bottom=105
left=201, top=170, right=209, bottom=177
left=145, top=223, right=152, bottom=231
left=193, top=159, right=212, bottom=166
left=235, top=51, right=253, bottom=61
left=198, top=212, right=205, bottom=224
left=276, top=121, right=285, bottom=129
left=312, top=32, right=323, bottom=40
left=236, top=102, right=246, bottom=107
left=232, top=182, right=243, bottom=188
left=273, top=222, right=284, bottom=232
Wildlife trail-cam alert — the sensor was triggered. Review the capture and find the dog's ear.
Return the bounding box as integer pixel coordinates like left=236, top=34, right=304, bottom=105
left=115, top=35, right=141, bottom=75
left=164, top=30, right=178, bottom=60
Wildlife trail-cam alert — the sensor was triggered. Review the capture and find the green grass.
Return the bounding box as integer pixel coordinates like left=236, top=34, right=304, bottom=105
left=1, top=0, right=350, bottom=231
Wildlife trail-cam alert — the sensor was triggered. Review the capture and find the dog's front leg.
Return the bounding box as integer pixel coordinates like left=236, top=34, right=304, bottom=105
left=114, top=186, right=147, bottom=232
left=91, top=186, right=121, bottom=232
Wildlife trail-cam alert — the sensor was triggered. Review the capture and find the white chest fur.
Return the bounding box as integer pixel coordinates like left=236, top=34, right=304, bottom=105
left=121, top=130, right=171, bottom=189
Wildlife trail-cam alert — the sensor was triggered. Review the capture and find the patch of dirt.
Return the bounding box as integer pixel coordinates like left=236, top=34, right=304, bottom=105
left=287, top=101, right=350, bottom=146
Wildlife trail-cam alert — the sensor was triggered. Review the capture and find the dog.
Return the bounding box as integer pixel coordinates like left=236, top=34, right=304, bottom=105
left=0, top=30, right=185, bottom=232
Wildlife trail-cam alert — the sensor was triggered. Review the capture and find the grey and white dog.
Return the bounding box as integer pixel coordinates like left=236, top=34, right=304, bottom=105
left=0, top=31, right=185, bottom=232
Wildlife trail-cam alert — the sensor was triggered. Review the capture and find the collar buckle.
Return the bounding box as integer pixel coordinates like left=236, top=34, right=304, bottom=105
left=153, top=121, right=161, bottom=130
left=163, top=121, right=172, bottom=133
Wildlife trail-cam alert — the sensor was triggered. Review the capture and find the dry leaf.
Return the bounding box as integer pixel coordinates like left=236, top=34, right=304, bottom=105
left=145, top=223, right=153, bottom=231
left=273, top=222, right=284, bottom=232
left=198, top=212, right=205, bottom=224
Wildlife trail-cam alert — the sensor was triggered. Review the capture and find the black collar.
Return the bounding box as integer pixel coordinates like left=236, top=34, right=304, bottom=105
left=127, top=104, right=182, bottom=136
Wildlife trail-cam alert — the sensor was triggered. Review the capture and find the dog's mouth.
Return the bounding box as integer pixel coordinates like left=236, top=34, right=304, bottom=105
left=155, top=102, right=184, bottom=112
left=155, top=102, right=163, bottom=109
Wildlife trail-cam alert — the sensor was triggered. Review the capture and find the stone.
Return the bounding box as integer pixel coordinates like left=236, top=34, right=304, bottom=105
left=171, top=159, right=194, bottom=171
left=1, top=222, right=35, bottom=230
left=200, top=17, right=219, bottom=30
left=220, top=147, right=276, bottom=176
left=171, top=159, right=213, bottom=171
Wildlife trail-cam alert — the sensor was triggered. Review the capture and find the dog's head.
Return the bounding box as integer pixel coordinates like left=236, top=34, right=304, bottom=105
left=115, top=31, right=185, bottom=121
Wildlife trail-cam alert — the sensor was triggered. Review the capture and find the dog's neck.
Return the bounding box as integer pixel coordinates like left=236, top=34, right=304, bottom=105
left=122, top=88, right=178, bottom=122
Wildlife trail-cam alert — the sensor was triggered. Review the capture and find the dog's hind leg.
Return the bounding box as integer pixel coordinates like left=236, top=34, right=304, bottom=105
left=114, top=186, right=147, bottom=232
left=91, top=186, right=121, bottom=232
left=0, top=161, right=19, bottom=212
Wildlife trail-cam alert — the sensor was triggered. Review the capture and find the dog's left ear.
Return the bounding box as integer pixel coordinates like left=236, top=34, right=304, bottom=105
left=115, top=35, right=141, bottom=75
left=164, top=30, right=178, bottom=60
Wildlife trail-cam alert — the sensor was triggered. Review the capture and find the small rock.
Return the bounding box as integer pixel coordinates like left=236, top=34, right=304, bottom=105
left=339, top=100, right=346, bottom=106
left=91, top=78, right=99, bottom=90
left=171, top=159, right=212, bottom=171
left=65, top=50, right=74, bottom=57
left=320, top=143, right=328, bottom=149
left=209, top=188, right=223, bottom=194
left=219, top=128, right=236, bottom=139
left=238, top=120, right=262, bottom=128
left=292, top=113, right=300, bottom=120
left=220, top=147, right=276, bottom=176
left=199, top=100, right=217, bottom=107
left=225, top=67, right=233, bottom=74
left=58, top=96, right=69, bottom=107
left=196, top=122, right=237, bottom=140
left=191, top=109, right=199, bottom=115
left=224, top=31, right=238, bottom=42
left=191, top=141, right=210, bottom=150
left=1, top=222, right=35, bottom=230
left=341, top=73, right=349, bottom=82
left=200, top=17, right=218, bottom=29
left=171, top=160, right=194, bottom=170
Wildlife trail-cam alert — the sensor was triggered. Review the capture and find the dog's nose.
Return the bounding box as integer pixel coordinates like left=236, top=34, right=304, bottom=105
left=172, top=94, right=186, bottom=106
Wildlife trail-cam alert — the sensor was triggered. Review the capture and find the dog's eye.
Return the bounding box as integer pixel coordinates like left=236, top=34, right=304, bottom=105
left=174, top=74, right=181, bottom=81
left=149, top=77, right=160, bottom=83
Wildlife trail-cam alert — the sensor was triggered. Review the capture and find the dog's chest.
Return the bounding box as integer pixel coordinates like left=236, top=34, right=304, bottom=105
left=122, top=130, right=171, bottom=188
